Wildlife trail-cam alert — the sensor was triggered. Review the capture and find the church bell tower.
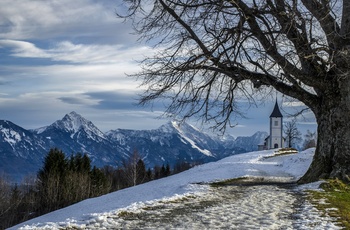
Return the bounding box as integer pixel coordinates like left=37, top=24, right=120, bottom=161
left=269, top=100, right=284, bottom=149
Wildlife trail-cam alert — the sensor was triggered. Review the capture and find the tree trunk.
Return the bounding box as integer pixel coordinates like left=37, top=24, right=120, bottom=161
left=299, top=76, right=350, bottom=183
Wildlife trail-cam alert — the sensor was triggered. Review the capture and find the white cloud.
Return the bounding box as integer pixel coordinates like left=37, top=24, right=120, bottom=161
left=0, top=91, right=167, bottom=131
left=0, top=40, right=49, bottom=57
left=0, top=0, right=126, bottom=41
left=0, top=91, right=99, bottom=107
left=0, top=39, right=154, bottom=95
left=0, top=39, right=153, bottom=64
left=0, top=64, right=141, bottom=99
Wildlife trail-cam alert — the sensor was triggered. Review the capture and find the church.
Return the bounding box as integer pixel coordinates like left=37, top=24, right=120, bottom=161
left=258, top=101, right=285, bottom=150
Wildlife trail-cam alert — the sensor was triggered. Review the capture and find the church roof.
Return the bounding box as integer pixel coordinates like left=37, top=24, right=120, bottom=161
left=270, top=100, right=283, bottom=117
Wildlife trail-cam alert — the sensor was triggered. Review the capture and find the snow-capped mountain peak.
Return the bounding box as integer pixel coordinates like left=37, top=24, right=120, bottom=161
left=157, top=121, right=178, bottom=133
left=167, top=121, right=214, bottom=157
left=52, top=111, right=104, bottom=137
left=33, top=111, right=107, bottom=144
left=57, top=111, right=89, bottom=132
left=33, top=111, right=89, bottom=134
left=158, top=120, right=202, bottom=134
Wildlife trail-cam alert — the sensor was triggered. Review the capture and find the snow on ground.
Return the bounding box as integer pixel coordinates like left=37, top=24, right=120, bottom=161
left=10, top=148, right=340, bottom=229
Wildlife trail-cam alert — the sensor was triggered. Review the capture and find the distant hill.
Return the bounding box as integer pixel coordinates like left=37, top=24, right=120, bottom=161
left=0, top=111, right=268, bottom=182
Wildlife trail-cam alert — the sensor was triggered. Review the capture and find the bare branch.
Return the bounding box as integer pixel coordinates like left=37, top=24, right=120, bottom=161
left=118, top=0, right=341, bottom=131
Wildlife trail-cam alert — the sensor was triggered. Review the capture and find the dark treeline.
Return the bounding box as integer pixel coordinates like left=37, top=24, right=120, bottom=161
left=0, top=148, right=196, bottom=229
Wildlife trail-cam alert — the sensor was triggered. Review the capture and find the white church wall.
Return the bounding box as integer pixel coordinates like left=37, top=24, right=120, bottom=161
left=259, top=100, right=285, bottom=150
left=270, top=117, right=283, bottom=149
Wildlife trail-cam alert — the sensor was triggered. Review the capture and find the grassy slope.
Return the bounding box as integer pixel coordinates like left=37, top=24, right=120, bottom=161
left=308, top=179, right=350, bottom=229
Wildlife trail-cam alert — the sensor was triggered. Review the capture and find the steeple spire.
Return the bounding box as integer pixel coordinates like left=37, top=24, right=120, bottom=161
left=270, top=100, right=283, bottom=118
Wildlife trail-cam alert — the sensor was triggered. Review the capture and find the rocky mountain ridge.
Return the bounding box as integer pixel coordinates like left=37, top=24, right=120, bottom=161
left=0, top=112, right=268, bottom=182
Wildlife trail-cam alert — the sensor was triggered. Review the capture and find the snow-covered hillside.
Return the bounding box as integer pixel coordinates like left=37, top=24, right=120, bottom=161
left=10, top=148, right=340, bottom=229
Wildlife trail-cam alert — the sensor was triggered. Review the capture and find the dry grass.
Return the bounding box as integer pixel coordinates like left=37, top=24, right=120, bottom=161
left=263, top=148, right=298, bottom=159
left=210, top=177, right=250, bottom=187
left=308, top=179, right=350, bottom=229
left=274, top=147, right=298, bottom=155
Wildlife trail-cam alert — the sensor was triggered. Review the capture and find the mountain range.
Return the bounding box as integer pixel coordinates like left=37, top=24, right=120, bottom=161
left=0, top=111, right=268, bottom=182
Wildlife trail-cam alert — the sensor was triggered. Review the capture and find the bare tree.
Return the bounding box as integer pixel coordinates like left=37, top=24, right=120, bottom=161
left=123, top=150, right=146, bottom=186
left=0, top=174, right=11, bottom=220
left=284, top=119, right=302, bottom=148
left=303, top=130, right=317, bottom=150
left=119, top=0, right=350, bottom=182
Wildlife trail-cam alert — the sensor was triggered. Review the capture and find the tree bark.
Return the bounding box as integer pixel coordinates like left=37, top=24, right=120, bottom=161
left=299, top=75, right=350, bottom=183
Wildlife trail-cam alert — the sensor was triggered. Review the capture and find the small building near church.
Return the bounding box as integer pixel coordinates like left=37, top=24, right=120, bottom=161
left=258, top=101, right=285, bottom=150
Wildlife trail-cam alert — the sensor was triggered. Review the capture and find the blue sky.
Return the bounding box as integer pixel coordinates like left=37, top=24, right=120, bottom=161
left=0, top=0, right=316, bottom=137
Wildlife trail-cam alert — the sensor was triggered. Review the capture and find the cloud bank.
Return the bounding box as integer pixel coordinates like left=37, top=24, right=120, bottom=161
left=0, top=0, right=316, bottom=136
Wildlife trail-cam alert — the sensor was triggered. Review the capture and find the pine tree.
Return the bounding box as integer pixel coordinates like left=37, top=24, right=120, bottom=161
left=37, top=148, right=67, bottom=213
left=90, top=166, right=109, bottom=197
left=136, top=159, right=146, bottom=185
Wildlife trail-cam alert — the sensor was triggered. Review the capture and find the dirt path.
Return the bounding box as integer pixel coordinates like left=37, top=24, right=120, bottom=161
left=79, top=184, right=340, bottom=229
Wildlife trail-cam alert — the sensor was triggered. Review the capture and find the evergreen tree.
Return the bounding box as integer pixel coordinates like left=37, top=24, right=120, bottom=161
left=160, top=164, right=166, bottom=178
left=136, top=159, right=146, bottom=185
left=37, top=148, right=67, bottom=213
left=36, top=149, right=108, bottom=214
left=146, top=168, right=153, bottom=182
left=64, top=153, right=92, bottom=203
left=90, top=166, right=110, bottom=197
left=165, top=163, right=171, bottom=177
left=153, top=165, right=161, bottom=179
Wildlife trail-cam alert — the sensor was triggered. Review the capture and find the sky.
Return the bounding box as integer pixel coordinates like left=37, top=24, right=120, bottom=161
left=0, top=0, right=317, bottom=137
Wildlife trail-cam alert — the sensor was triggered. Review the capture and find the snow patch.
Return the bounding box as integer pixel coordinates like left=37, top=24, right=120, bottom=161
left=34, top=126, right=48, bottom=134
left=1, top=127, right=22, bottom=147
left=171, top=121, right=213, bottom=157
left=11, top=148, right=340, bottom=230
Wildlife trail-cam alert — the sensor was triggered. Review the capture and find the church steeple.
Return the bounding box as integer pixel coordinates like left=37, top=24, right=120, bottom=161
left=270, top=100, right=283, bottom=118
left=269, top=100, right=284, bottom=149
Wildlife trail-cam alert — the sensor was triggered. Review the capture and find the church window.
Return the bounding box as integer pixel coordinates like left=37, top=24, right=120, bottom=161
left=274, top=120, right=278, bottom=126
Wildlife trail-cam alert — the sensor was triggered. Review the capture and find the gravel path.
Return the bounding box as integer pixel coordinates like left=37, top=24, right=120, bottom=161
left=78, top=184, right=341, bottom=230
